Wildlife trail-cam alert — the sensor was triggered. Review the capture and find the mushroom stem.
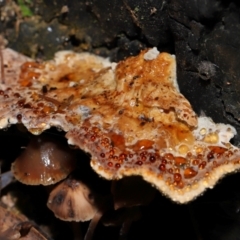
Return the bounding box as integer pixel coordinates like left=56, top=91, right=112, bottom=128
left=84, top=211, right=103, bottom=240
left=71, top=222, right=83, bottom=240
left=119, top=220, right=132, bottom=240
left=1, top=171, right=14, bottom=190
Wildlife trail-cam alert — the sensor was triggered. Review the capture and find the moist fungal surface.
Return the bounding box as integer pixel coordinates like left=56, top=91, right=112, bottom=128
left=1, top=48, right=240, bottom=203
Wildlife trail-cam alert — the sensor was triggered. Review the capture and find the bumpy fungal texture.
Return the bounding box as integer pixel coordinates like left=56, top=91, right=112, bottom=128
left=1, top=48, right=240, bottom=203
left=0, top=48, right=115, bottom=134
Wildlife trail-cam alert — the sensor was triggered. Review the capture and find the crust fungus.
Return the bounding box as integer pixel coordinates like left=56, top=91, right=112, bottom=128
left=11, top=135, right=76, bottom=185
left=0, top=48, right=115, bottom=134
left=1, top=48, right=240, bottom=203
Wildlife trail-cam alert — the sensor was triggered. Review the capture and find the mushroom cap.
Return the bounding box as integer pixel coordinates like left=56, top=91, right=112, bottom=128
left=47, top=178, right=97, bottom=221
left=11, top=135, right=76, bottom=185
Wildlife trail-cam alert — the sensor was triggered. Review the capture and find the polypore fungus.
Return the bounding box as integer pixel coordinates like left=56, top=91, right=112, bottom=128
left=11, top=134, right=76, bottom=185
left=0, top=48, right=115, bottom=134
left=1, top=47, right=240, bottom=203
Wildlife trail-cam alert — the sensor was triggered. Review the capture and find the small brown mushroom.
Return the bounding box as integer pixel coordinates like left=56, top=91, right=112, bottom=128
left=47, top=177, right=97, bottom=222
left=11, top=134, right=76, bottom=185
left=47, top=177, right=109, bottom=240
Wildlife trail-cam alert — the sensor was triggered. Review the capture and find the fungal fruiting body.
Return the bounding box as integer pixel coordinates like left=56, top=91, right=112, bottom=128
left=47, top=178, right=97, bottom=221
left=0, top=48, right=240, bottom=203
left=11, top=135, right=76, bottom=185
left=0, top=48, right=115, bottom=134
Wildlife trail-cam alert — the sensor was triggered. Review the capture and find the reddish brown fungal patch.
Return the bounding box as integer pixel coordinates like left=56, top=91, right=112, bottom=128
left=164, top=153, right=174, bottom=160
left=136, top=161, right=143, bottom=165
left=115, top=163, right=121, bottom=168
left=159, top=164, right=166, bottom=171
left=149, top=155, right=156, bottom=163
left=199, top=161, right=207, bottom=170
left=184, top=167, right=198, bottom=179
left=140, top=154, right=147, bottom=161
left=162, top=159, right=167, bottom=164
left=107, top=162, right=113, bottom=167
left=174, top=173, right=182, bottom=182
left=119, top=153, right=127, bottom=160
left=132, top=140, right=154, bottom=151
left=208, top=146, right=227, bottom=155
left=207, top=152, right=214, bottom=160
left=192, top=159, right=199, bottom=165
left=16, top=114, right=22, bottom=121
left=174, top=156, right=187, bottom=166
